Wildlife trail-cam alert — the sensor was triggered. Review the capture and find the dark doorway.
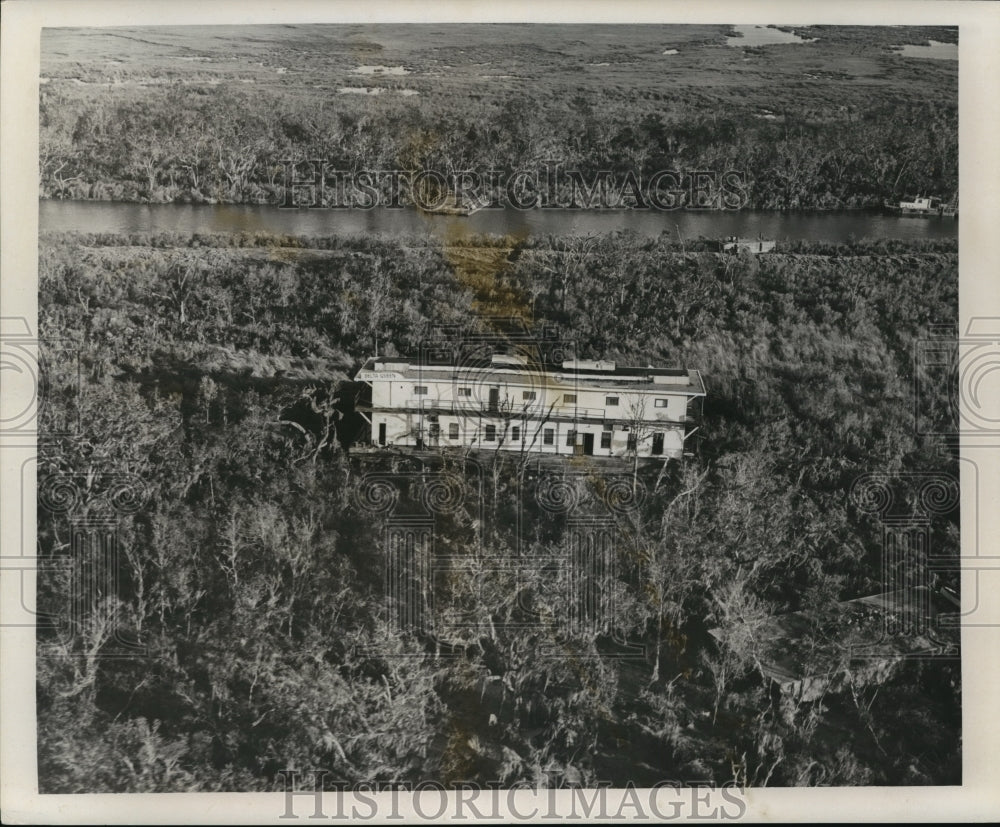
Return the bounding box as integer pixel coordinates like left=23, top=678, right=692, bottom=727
left=583, top=433, right=594, bottom=455
left=651, top=432, right=664, bottom=456
left=488, top=387, right=500, bottom=413
left=378, top=423, right=386, bottom=446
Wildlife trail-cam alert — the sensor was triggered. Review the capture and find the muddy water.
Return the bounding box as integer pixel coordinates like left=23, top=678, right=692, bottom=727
left=40, top=200, right=958, bottom=242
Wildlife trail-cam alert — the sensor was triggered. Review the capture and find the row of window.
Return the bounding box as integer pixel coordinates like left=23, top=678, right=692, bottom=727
left=425, top=423, right=634, bottom=449
left=410, top=387, right=669, bottom=408
left=428, top=423, right=518, bottom=441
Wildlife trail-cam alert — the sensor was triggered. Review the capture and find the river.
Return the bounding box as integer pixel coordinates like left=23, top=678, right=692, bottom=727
left=39, top=200, right=958, bottom=242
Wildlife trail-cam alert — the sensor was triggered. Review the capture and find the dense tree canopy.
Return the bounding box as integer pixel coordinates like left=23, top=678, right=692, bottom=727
left=37, top=231, right=959, bottom=790
left=39, top=24, right=957, bottom=209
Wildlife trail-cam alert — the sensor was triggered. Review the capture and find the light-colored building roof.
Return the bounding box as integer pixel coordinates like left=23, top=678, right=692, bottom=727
left=357, top=356, right=706, bottom=395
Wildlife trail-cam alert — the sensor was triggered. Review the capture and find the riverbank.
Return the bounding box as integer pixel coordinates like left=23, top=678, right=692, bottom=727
left=40, top=184, right=950, bottom=214
left=39, top=190, right=958, bottom=213
left=39, top=226, right=959, bottom=257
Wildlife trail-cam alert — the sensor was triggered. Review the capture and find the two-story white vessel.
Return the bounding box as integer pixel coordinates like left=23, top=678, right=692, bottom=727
left=354, top=352, right=705, bottom=459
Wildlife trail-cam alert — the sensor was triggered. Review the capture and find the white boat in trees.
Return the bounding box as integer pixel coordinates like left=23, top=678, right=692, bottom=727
left=722, top=234, right=775, bottom=253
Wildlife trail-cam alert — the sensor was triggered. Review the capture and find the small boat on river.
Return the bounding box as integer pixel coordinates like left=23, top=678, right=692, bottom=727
left=888, top=195, right=957, bottom=217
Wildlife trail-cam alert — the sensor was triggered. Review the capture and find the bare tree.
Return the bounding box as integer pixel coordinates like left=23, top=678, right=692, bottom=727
left=367, top=261, right=392, bottom=356
left=40, top=131, right=78, bottom=193
left=705, top=577, right=769, bottom=723
left=153, top=257, right=200, bottom=325
left=623, top=393, right=656, bottom=493
left=216, top=142, right=259, bottom=200
left=644, top=465, right=710, bottom=683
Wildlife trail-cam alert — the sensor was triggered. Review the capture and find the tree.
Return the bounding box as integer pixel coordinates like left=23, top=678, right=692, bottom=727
left=153, top=256, right=201, bottom=326
left=623, top=393, right=657, bottom=493
left=643, top=465, right=710, bottom=683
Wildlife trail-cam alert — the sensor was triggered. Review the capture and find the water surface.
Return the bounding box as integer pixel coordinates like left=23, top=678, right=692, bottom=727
left=893, top=40, right=958, bottom=60
left=39, top=200, right=958, bottom=243
left=725, top=25, right=816, bottom=48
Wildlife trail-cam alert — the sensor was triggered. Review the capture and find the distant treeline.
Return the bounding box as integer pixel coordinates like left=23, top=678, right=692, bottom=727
left=40, top=84, right=957, bottom=209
